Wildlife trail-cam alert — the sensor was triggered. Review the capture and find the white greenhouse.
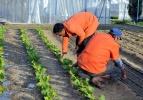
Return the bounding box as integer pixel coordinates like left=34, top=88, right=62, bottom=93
left=0, top=0, right=142, bottom=24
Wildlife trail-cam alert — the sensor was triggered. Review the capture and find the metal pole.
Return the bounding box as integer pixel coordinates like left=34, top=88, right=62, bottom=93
left=94, top=0, right=97, bottom=15
left=85, top=0, right=87, bottom=12
left=55, top=0, right=58, bottom=15
left=123, top=3, right=126, bottom=21
left=99, top=0, right=106, bottom=21
left=105, top=0, right=106, bottom=25
left=72, top=0, right=74, bottom=14
left=137, top=0, right=140, bottom=22
left=109, top=0, right=111, bottom=24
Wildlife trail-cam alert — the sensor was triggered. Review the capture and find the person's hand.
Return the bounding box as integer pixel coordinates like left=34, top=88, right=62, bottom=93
left=121, top=68, right=127, bottom=80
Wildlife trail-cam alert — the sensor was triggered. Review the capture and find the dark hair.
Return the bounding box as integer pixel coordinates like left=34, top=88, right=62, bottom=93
left=53, top=23, right=64, bottom=33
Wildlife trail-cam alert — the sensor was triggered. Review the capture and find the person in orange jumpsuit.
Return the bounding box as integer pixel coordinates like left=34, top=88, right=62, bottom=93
left=53, top=12, right=99, bottom=56
left=77, top=28, right=127, bottom=88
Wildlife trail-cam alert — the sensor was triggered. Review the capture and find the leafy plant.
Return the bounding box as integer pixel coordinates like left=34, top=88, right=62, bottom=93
left=0, top=85, right=6, bottom=94
left=0, top=26, right=6, bottom=82
left=98, top=95, right=105, bottom=100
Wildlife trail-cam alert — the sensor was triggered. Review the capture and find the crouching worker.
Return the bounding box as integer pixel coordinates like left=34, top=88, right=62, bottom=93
left=53, top=12, right=99, bottom=57
left=76, top=28, right=127, bottom=88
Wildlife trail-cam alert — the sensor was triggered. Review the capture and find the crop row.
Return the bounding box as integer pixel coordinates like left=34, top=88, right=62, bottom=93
left=35, top=28, right=105, bottom=100
left=0, top=26, right=6, bottom=82
left=19, top=29, right=59, bottom=100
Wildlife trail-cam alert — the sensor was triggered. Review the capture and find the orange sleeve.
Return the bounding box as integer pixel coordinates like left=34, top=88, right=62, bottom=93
left=110, top=44, right=120, bottom=60
left=62, top=36, right=69, bottom=53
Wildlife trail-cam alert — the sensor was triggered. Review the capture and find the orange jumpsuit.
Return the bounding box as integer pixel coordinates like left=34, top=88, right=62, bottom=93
left=77, top=33, right=120, bottom=74
left=62, top=12, right=99, bottom=53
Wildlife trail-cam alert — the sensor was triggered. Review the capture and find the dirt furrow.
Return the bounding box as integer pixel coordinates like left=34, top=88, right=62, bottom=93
left=123, top=35, right=143, bottom=43
left=123, top=31, right=143, bottom=39
left=122, top=63, right=143, bottom=98
left=122, top=44, right=143, bottom=56
left=2, top=29, right=42, bottom=100
left=27, top=30, right=83, bottom=100
left=122, top=37, right=143, bottom=48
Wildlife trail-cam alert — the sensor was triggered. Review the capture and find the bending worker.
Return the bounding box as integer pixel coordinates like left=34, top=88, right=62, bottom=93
left=77, top=28, right=127, bottom=88
left=53, top=11, right=99, bottom=56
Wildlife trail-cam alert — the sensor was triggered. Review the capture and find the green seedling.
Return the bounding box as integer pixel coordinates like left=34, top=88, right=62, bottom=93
left=98, top=95, right=105, bottom=100
left=0, top=85, right=6, bottom=94
left=0, top=26, right=6, bottom=82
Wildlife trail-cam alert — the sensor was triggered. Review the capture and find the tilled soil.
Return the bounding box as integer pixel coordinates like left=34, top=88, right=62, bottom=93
left=122, top=62, right=143, bottom=97
left=0, top=29, right=42, bottom=100
left=27, top=30, right=83, bottom=100
left=120, top=30, right=143, bottom=71
left=42, top=30, right=142, bottom=100
left=0, top=27, right=142, bottom=100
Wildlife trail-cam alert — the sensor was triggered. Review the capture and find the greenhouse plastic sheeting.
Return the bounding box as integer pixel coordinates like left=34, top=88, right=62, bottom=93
left=0, top=0, right=111, bottom=24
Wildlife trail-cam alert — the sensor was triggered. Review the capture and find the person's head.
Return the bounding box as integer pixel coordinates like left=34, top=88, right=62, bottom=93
left=109, top=28, right=122, bottom=40
left=53, top=23, right=66, bottom=36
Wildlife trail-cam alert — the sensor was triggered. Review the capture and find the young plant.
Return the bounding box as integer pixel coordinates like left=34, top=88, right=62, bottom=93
left=0, top=26, right=6, bottom=82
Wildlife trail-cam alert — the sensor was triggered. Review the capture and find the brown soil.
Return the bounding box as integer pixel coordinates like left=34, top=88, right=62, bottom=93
left=1, top=29, right=42, bottom=100
left=120, top=30, right=143, bottom=71
left=1, top=24, right=142, bottom=100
